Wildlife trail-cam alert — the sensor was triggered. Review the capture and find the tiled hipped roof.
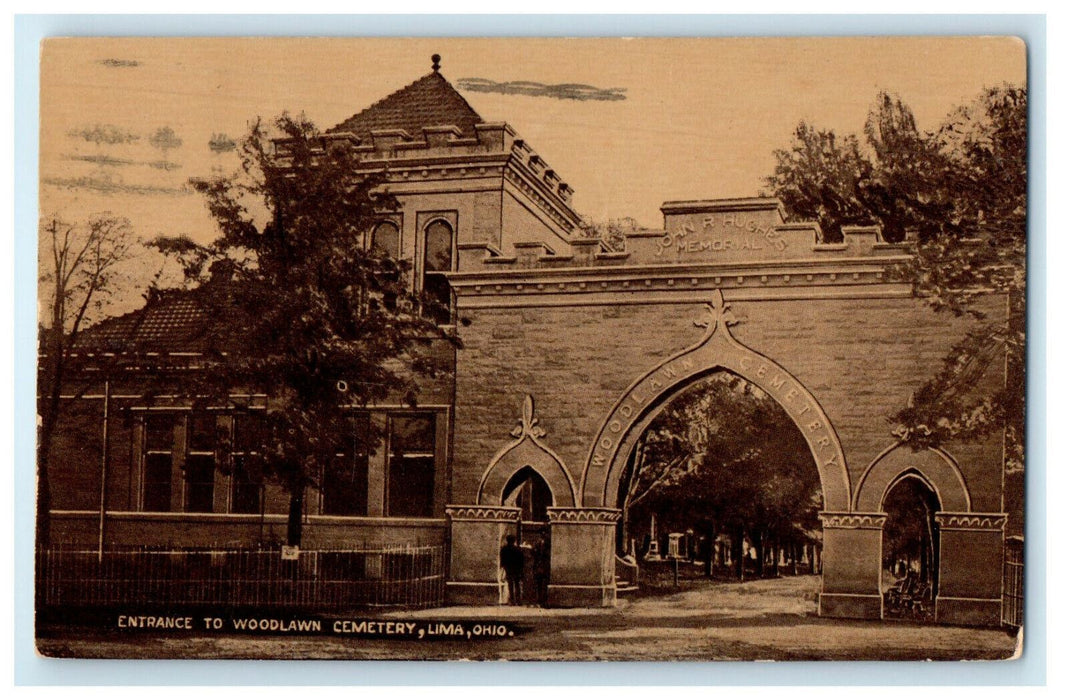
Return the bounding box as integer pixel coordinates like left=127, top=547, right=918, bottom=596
left=73, top=290, right=223, bottom=355
left=328, top=71, right=484, bottom=140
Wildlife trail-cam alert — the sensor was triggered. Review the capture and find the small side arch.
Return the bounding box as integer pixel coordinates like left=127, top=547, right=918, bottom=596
left=853, top=443, right=971, bottom=513
left=476, top=395, right=577, bottom=507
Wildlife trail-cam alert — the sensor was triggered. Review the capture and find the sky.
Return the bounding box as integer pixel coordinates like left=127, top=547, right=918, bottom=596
left=39, top=36, right=1026, bottom=294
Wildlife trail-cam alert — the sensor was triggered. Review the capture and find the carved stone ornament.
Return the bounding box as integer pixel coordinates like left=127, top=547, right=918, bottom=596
left=476, top=394, right=578, bottom=507
left=693, top=288, right=740, bottom=342
left=444, top=505, right=522, bottom=523
left=546, top=507, right=622, bottom=524
left=934, top=512, right=1008, bottom=531
left=819, top=511, right=888, bottom=530
left=511, top=394, right=546, bottom=440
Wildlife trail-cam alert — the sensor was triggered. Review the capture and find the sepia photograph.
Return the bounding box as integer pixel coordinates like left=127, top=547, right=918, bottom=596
left=33, top=35, right=1027, bottom=662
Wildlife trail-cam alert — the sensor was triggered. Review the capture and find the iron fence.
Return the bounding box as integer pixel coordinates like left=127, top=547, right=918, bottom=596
left=37, top=544, right=446, bottom=610
left=1002, top=537, right=1023, bottom=628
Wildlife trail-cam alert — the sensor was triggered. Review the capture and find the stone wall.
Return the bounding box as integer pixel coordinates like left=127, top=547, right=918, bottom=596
left=451, top=292, right=1006, bottom=512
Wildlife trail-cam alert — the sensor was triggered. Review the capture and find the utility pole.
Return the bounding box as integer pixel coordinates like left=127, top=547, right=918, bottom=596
left=96, top=379, right=111, bottom=562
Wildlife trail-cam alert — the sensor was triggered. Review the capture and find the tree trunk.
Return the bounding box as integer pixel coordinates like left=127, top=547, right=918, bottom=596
left=37, top=328, right=67, bottom=552
left=286, top=489, right=304, bottom=546
left=755, top=530, right=766, bottom=579
left=703, top=523, right=715, bottom=578
left=36, top=421, right=53, bottom=551
left=733, top=528, right=746, bottom=582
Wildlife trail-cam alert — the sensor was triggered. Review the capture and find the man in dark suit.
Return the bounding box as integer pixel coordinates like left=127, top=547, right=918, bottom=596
left=499, top=535, right=525, bottom=605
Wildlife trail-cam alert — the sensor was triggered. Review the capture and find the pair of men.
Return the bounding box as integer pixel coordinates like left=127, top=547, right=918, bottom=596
left=499, top=535, right=525, bottom=605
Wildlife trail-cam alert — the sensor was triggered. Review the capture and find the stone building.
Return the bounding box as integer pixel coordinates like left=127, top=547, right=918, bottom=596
left=41, top=62, right=1015, bottom=626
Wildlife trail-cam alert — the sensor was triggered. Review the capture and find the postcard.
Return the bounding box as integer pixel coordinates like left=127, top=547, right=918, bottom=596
left=35, top=36, right=1026, bottom=661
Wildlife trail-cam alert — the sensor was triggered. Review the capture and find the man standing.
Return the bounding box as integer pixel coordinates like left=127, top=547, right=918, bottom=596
left=499, top=535, right=525, bottom=605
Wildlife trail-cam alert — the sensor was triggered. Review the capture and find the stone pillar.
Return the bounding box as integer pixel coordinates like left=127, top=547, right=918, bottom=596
left=818, top=512, right=886, bottom=619
left=547, top=507, right=621, bottom=607
left=934, top=512, right=1006, bottom=626
left=444, top=505, right=520, bottom=606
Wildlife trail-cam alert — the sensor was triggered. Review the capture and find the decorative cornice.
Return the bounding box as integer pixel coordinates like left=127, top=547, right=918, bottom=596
left=934, top=512, right=1007, bottom=531
left=503, top=166, right=579, bottom=232
left=819, top=512, right=887, bottom=530
left=445, top=505, right=521, bottom=523
left=454, top=285, right=916, bottom=310
left=448, top=259, right=909, bottom=297
left=546, top=507, right=622, bottom=524
left=661, top=197, right=787, bottom=219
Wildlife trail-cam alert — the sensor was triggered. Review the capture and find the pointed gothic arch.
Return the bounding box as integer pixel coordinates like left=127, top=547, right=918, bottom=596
left=853, top=443, right=971, bottom=513
left=579, top=290, right=852, bottom=512
left=477, top=395, right=578, bottom=507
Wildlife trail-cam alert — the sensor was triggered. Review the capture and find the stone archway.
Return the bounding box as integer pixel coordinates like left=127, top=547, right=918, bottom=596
left=446, top=395, right=579, bottom=607
left=560, top=290, right=861, bottom=612
left=853, top=443, right=970, bottom=513
left=853, top=442, right=1006, bottom=625
left=579, top=290, right=851, bottom=513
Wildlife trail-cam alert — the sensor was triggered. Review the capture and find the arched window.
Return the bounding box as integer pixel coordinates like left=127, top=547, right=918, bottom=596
left=422, top=220, right=454, bottom=324
left=370, top=221, right=400, bottom=259
left=370, top=221, right=401, bottom=312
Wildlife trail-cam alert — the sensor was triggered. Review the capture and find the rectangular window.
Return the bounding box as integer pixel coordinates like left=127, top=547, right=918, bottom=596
left=184, top=413, right=217, bottom=513
left=230, top=413, right=265, bottom=514
left=141, top=413, right=176, bottom=512
left=387, top=414, right=436, bottom=517
left=322, top=414, right=370, bottom=516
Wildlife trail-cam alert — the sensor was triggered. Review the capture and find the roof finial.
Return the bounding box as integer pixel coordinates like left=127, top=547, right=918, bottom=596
left=431, top=54, right=441, bottom=72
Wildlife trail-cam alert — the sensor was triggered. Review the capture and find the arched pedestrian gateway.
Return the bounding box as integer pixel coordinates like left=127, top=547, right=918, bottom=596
left=444, top=197, right=1009, bottom=625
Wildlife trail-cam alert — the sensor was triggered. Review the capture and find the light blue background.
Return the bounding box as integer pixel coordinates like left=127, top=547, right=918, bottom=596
left=13, top=13, right=1047, bottom=686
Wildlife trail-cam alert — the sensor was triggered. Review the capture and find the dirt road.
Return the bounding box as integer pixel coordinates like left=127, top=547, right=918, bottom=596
left=37, top=576, right=1020, bottom=661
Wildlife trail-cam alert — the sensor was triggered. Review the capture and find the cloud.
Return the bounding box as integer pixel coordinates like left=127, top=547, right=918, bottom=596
left=99, top=58, right=141, bottom=68
left=63, top=154, right=136, bottom=168
left=67, top=124, right=140, bottom=146
left=147, top=160, right=182, bottom=171
left=457, top=77, right=626, bottom=102
left=208, top=133, right=237, bottom=154
left=62, top=154, right=182, bottom=171
left=149, top=126, right=183, bottom=153
left=42, top=173, right=192, bottom=197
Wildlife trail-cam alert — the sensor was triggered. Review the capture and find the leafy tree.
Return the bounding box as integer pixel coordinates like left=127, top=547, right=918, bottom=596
left=577, top=216, right=643, bottom=252
left=152, top=113, right=456, bottom=545
left=621, top=373, right=820, bottom=580
left=37, top=213, right=137, bottom=547
left=763, top=123, right=873, bottom=242
left=765, top=87, right=1026, bottom=472
left=888, top=87, right=1026, bottom=472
